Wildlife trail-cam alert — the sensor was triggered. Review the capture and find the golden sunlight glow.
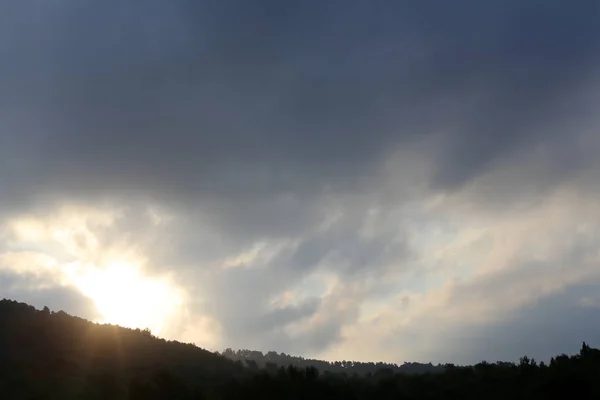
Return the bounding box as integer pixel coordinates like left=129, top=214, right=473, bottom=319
left=64, top=261, right=184, bottom=335
left=6, top=206, right=188, bottom=337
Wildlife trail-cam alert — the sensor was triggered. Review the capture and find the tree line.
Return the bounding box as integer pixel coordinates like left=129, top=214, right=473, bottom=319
left=219, top=348, right=441, bottom=376
left=1, top=299, right=599, bottom=399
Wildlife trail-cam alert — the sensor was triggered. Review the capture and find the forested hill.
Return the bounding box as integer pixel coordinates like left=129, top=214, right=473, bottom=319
left=2, top=298, right=600, bottom=399
left=219, top=348, right=442, bottom=376
left=0, top=299, right=244, bottom=398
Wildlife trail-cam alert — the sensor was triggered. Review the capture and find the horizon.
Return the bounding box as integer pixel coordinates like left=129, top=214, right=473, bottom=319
left=3, top=297, right=588, bottom=367
left=1, top=0, right=600, bottom=366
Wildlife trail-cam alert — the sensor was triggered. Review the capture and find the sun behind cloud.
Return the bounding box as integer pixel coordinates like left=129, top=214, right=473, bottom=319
left=63, top=260, right=184, bottom=335
left=3, top=205, right=188, bottom=335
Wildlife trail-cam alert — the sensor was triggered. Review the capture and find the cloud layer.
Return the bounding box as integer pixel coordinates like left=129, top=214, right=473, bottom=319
left=1, top=0, right=600, bottom=364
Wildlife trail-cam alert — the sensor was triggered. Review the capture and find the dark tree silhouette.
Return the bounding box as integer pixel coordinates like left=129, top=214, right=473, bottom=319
left=1, top=298, right=600, bottom=399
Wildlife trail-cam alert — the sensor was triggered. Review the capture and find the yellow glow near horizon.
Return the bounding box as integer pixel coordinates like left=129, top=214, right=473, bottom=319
left=6, top=207, right=187, bottom=337
left=64, top=261, right=183, bottom=335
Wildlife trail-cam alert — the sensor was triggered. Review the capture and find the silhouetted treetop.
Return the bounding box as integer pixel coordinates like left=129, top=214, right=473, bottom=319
left=1, top=298, right=600, bottom=399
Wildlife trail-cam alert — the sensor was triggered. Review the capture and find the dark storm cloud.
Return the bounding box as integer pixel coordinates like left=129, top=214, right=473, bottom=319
left=2, top=0, right=599, bottom=219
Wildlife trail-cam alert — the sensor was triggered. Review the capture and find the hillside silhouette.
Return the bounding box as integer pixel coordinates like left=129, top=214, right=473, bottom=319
left=1, top=298, right=600, bottom=399
left=219, top=348, right=442, bottom=376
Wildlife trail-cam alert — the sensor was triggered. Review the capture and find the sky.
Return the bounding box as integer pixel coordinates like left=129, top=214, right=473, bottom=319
left=1, top=0, right=600, bottom=365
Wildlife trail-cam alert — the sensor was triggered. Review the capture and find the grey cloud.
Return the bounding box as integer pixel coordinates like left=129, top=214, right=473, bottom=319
left=190, top=209, right=400, bottom=353
left=254, top=298, right=321, bottom=332
left=197, top=263, right=306, bottom=350
left=2, top=0, right=599, bottom=220
left=436, top=283, right=600, bottom=365
left=374, top=280, right=600, bottom=365
left=252, top=283, right=367, bottom=357
left=192, top=205, right=410, bottom=352
left=2, top=0, right=600, bottom=361
left=283, top=208, right=410, bottom=275
left=299, top=283, right=368, bottom=356
left=380, top=230, right=600, bottom=364
left=0, top=272, right=100, bottom=320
